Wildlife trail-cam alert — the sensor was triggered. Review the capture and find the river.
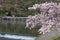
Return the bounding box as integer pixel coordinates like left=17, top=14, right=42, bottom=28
left=0, top=32, right=36, bottom=40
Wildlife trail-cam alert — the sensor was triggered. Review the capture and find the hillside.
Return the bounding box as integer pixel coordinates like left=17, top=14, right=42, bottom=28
left=0, top=0, right=58, bottom=17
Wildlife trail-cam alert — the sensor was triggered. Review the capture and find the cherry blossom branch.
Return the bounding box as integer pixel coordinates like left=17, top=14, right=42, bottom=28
left=25, top=2, right=60, bottom=34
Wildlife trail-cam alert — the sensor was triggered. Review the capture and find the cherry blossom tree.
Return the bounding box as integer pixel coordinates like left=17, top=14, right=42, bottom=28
left=25, top=2, right=60, bottom=34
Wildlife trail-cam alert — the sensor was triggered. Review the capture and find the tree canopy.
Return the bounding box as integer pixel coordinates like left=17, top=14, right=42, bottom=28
left=0, top=0, right=59, bottom=16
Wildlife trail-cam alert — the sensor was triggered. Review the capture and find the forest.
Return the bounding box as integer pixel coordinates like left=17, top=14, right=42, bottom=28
left=0, top=0, right=59, bottom=17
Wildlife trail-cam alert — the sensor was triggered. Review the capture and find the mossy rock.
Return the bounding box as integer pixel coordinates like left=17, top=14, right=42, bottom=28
left=36, top=31, right=60, bottom=40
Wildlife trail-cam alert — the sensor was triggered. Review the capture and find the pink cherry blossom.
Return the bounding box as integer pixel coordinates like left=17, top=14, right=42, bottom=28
left=25, top=2, right=60, bottom=34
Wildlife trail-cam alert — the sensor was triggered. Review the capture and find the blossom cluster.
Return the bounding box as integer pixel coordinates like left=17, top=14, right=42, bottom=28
left=25, top=2, right=60, bottom=34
